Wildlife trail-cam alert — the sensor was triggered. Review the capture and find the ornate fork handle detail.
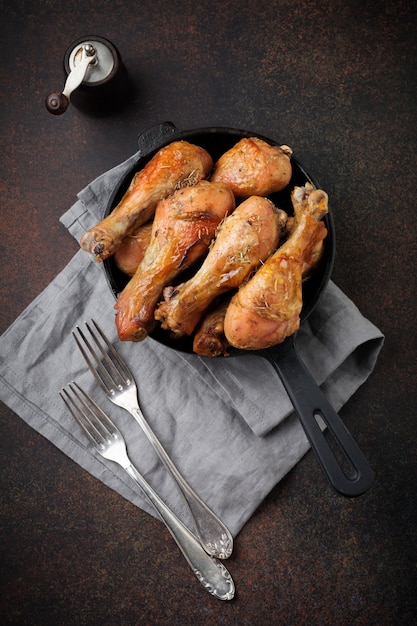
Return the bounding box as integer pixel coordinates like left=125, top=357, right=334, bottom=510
left=125, top=463, right=235, bottom=601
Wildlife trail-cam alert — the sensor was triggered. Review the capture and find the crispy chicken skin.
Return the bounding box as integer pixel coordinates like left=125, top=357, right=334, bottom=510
left=80, top=141, right=213, bottom=262
left=114, top=180, right=235, bottom=342
left=210, top=137, right=293, bottom=198
left=154, top=196, right=287, bottom=338
left=224, top=183, right=328, bottom=350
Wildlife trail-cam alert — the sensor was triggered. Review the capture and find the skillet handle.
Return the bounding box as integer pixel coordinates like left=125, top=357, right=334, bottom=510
left=268, top=341, right=373, bottom=497
left=137, top=122, right=179, bottom=153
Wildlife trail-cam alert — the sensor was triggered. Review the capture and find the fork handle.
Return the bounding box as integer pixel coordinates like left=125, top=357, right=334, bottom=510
left=130, top=406, right=233, bottom=559
left=124, top=464, right=235, bottom=600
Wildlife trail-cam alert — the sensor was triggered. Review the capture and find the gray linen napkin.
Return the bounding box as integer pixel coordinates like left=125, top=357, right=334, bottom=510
left=0, top=152, right=384, bottom=536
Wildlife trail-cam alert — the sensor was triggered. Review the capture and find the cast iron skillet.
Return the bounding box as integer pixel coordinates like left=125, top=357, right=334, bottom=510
left=104, top=122, right=373, bottom=497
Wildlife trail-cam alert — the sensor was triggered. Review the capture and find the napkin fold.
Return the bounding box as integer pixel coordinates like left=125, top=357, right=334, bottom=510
left=0, top=151, right=384, bottom=536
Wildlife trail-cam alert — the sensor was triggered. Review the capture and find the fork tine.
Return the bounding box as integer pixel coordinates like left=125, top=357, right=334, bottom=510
left=60, top=384, right=100, bottom=446
left=73, top=321, right=131, bottom=393
left=90, top=320, right=132, bottom=382
left=60, top=382, right=115, bottom=447
left=85, top=321, right=123, bottom=385
left=73, top=325, right=116, bottom=394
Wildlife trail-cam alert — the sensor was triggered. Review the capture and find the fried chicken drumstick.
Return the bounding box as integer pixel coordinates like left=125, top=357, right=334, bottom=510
left=115, top=180, right=235, bottom=342
left=210, top=137, right=292, bottom=198
left=80, top=141, right=213, bottom=262
left=224, top=183, right=328, bottom=350
left=155, top=196, right=288, bottom=338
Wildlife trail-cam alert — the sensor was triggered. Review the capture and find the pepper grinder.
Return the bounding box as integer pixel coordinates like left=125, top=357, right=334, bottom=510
left=45, top=36, right=131, bottom=116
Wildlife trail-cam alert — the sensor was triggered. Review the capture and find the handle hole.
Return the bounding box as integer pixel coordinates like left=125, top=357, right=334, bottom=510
left=314, top=411, right=358, bottom=480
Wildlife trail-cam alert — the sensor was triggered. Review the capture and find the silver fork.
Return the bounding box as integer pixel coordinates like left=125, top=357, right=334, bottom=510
left=72, top=320, right=233, bottom=560
left=60, top=382, right=235, bottom=601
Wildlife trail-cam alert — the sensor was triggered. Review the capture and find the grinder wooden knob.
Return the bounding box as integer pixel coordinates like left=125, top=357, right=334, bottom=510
left=45, top=92, right=70, bottom=115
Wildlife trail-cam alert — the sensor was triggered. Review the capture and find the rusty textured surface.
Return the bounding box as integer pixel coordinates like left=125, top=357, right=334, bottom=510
left=1, top=1, right=416, bottom=624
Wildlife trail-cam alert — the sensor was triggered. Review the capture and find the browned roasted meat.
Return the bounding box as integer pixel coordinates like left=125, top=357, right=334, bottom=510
left=193, top=300, right=230, bottom=357
left=114, top=180, right=235, bottom=342
left=155, top=196, right=287, bottom=338
left=224, top=183, right=328, bottom=350
left=210, top=137, right=292, bottom=198
left=80, top=141, right=213, bottom=262
left=114, top=221, right=153, bottom=277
